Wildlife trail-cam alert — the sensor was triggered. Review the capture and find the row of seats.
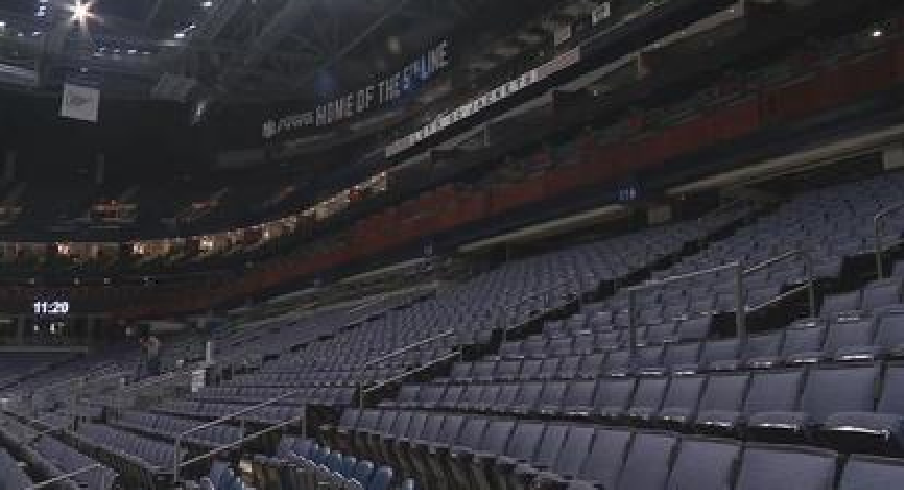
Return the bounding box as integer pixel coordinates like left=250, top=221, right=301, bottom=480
left=154, top=401, right=303, bottom=425
left=448, top=317, right=904, bottom=386
left=114, top=410, right=244, bottom=448
left=371, top=361, right=904, bottom=453
left=327, top=410, right=904, bottom=490
left=251, top=437, right=412, bottom=490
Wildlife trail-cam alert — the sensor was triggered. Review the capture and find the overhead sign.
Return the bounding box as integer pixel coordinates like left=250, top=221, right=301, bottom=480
left=262, top=40, right=450, bottom=140
left=385, top=48, right=580, bottom=158
left=60, top=83, right=100, bottom=122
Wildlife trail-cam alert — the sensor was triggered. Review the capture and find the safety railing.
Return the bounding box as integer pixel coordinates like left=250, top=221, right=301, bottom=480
left=625, top=250, right=818, bottom=361
left=27, top=463, right=106, bottom=490
left=874, top=202, right=904, bottom=278
left=743, top=249, right=816, bottom=319
left=176, top=415, right=303, bottom=480
left=359, top=348, right=464, bottom=409
left=498, top=280, right=578, bottom=344
left=626, top=262, right=744, bottom=361
left=171, top=392, right=308, bottom=480
left=357, top=329, right=456, bottom=408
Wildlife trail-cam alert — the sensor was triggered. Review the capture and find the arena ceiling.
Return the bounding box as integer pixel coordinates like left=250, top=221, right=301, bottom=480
left=0, top=0, right=558, bottom=105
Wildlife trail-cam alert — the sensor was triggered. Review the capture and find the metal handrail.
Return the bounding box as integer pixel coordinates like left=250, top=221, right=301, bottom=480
left=627, top=262, right=745, bottom=360
left=874, top=202, right=904, bottom=278
left=744, top=249, right=817, bottom=319
left=362, top=349, right=463, bottom=396
left=27, top=463, right=105, bottom=490
left=172, top=391, right=305, bottom=478
left=178, top=415, right=303, bottom=471
left=362, top=329, right=456, bottom=369
left=498, top=280, right=576, bottom=343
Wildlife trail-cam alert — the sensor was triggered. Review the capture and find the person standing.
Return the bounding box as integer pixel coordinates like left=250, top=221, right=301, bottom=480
left=138, top=327, right=163, bottom=378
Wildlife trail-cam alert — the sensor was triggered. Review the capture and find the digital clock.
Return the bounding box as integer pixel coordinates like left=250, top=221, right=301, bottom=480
left=32, top=301, right=70, bottom=315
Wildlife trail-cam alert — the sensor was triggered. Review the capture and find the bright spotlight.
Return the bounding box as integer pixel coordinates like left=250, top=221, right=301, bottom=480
left=71, top=1, right=91, bottom=21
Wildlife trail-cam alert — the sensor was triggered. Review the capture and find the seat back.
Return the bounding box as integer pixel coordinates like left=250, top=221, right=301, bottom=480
left=616, top=432, right=678, bottom=490
left=666, top=438, right=741, bottom=490
left=735, top=445, right=837, bottom=490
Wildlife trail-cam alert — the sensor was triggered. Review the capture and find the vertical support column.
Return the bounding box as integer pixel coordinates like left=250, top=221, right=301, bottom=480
left=734, top=262, right=747, bottom=347
left=627, top=288, right=638, bottom=364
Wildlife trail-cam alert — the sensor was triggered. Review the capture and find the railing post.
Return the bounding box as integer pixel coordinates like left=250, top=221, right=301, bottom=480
left=301, top=404, right=308, bottom=441
left=803, top=253, right=817, bottom=318
left=627, top=288, right=638, bottom=364
left=875, top=213, right=886, bottom=279
left=172, top=434, right=182, bottom=482
left=734, top=261, right=747, bottom=348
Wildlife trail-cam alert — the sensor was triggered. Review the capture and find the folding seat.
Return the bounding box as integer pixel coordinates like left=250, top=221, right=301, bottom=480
left=550, top=338, right=575, bottom=357
left=458, top=385, right=488, bottom=411
left=518, top=360, right=545, bottom=380
left=418, top=385, right=446, bottom=410
left=497, top=360, right=523, bottom=382
left=524, top=339, right=549, bottom=359
left=624, top=377, right=669, bottom=421
left=664, top=437, right=742, bottom=490
left=658, top=342, right=703, bottom=374
left=537, top=428, right=633, bottom=490
left=642, top=322, right=674, bottom=345
left=872, top=313, right=904, bottom=358
left=861, top=283, right=901, bottom=313
left=614, top=432, right=678, bottom=490
left=421, top=416, right=477, bottom=490
left=450, top=420, right=516, bottom=490
left=837, top=455, right=904, bottom=490
left=520, top=424, right=594, bottom=487
left=595, top=332, right=622, bottom=350
left=576, top=354, right=605, bottom=379
left=535, top=381, right=569, bottom=415
left=536, top=358, right=564, bottom=381
left=555, top=355, right=582, bottom=379
left=495, top=384, right=522, bottom=410
left=743, top=332, right=784, bottom=369
left=824, top=363, right=904, bottom=452
left=594, top=377, right=638, bottom=418
left=634, top=345, right=664, bottom=371
left=437, top=386, right=464, bottom=410
left=509, top=381, right=544, bottom=415
left=472, top=385, right=503, bottom=413
left=387, top=385, right=421, bottom=409
left=479, top=422, right=546, bottom=490
left=694, top=372, right=751, bottom=430
left=561, top=380, right=599, bottom=416
left=698, top=338, right=742, bottom=371
left=604, top=351, right=632, bottom=374
left=820, top=291, right=862, bottom=320
left=735, top=444, right=837, bottom=490
left=471, top=361, right=498, bottom=382
left=571, top=333, right=597, bottom=355
left=748, top=364, right=880, bottom=439
left=499, top=342, right=524, bottom=359
left=701, top=368, right=804, bottom=431
left=657, top=374, right=707, bottom=425
left=752, top=327, right=825, bottom=367
left=674, top=317, right=711, bottom=342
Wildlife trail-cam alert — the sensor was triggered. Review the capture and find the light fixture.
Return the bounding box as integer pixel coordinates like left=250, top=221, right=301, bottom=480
left=0, top=20, right=6, bottom=29
left=174, top=31, right=186, bottom=39
left=70, top=1, right=91, bottom=22
left=872, top=29, right=883, bottom=38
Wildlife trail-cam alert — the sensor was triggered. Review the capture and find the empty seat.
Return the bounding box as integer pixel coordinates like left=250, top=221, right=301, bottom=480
left=749, top=364, right=880, bottom=435
left=735, top=444, right=837, bottom=490
left=838, top=455, right=904, bottom=490
left=665, top=437, right=742, bottom=490
left=824, top=363, right=904, bottom=451
left=615, top=432, right=677, bottom=490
